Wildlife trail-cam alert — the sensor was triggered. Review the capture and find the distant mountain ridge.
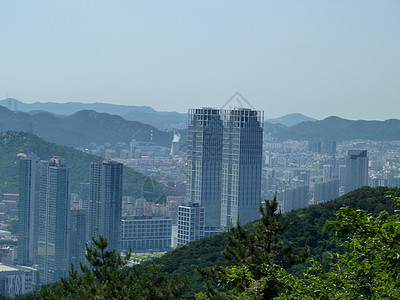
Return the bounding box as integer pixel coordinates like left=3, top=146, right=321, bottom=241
left=0, top=105, right=177, bottom=148
left=3, top=99, right=400, bottom=141
left=265, top=116, right=400, bottom=141
left=0, top=98, right=187, bottom=129
left=265, top=113, right=316, bottom=127
left=1, top=99, right=318, bottom=129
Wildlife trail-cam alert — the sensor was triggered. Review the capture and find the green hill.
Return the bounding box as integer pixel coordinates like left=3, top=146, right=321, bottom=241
left=0, top=131, right=169, bottom=199
left=0, top=105, right=176, bottom=148
left=148, top=186, right=400, bottom=298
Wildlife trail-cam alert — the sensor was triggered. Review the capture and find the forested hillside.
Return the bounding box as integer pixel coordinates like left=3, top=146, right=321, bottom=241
left=0, top=105, right=176, bottom=148
left=149, top=186, right=400, bottom=298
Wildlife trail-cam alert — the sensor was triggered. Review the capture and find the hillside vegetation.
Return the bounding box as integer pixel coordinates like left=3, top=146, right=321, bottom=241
left=0, top=131, right=169, bottom=199
left=149, top=186, right=400, bottom=298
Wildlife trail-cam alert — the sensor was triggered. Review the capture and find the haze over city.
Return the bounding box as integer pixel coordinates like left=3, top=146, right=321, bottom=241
left=1, top=1, right=399, bottom=120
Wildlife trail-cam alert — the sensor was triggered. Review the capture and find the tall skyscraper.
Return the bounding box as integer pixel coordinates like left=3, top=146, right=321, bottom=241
left=221, top=109, right=264, bottom=227
left=18, top=155, right=39, bottom=266
left=186, top=108, right=263, bottom=228
left=345, top=150, right=369, bottom=193
left=186, top=108, right=223, bottom=228
left=38, top=157, right=71, bottom=284
left=88, top=160, right=123, bottom=252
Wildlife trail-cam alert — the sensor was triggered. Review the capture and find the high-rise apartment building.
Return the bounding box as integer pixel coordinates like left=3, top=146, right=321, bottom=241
left=321, top=140, right=337, bottom=155
left=70, top=208, right=88, bottom=267
left=345, top=150, right=369, bottom=193
left=37, top=157, right=71, bottom=284
left=79, top=183, right=90, bottom=210
left=323, top=165, right=333, bottom=182
left=282, top=185, right=309, bottom=213
left=186, top=108, right=263, bottom=228
left=339, top=165, right=346, bottom=187
left=314, top=179, right=339, bottom=205
left=88, top=160, right=123, bottom=252
left=18, top=155, right=39, bottom=266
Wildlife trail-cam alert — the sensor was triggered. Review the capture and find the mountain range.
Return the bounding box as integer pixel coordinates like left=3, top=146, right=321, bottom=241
left=0, top=105, right=180, bottom=148
left=265, top=113, right=316, bottom=127
left=265, top=116, right=400, bottom=141
left=0, top=98, right=187, bottom=130
left=2, top=98, right=400, bottom=142
left=0, top=99, right=317, bottom=129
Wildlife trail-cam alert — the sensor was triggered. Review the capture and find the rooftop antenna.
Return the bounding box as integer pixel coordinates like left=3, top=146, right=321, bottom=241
left=221, top=91, right=256, bottom=110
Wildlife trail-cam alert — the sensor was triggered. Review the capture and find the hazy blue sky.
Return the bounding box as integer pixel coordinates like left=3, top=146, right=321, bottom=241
left=1, top=1, right=399, bottom=120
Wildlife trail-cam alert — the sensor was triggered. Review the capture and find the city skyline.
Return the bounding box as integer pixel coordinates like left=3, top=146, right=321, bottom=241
left=1, top=1, right=399, bottom=120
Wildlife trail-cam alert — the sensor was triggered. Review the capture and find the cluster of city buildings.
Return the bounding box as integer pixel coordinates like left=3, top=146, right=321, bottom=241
left=263, top=139, right=400, bottom=213
left=14, top=157, right=123, bottom=292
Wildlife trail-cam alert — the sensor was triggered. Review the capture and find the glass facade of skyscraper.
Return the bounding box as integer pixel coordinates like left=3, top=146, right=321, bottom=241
left=187, top=108, right=263, bottom=228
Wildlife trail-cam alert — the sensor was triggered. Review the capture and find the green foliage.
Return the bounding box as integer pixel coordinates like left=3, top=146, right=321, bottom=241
left=41, top=235, right=188, bottom=300
left=198, top=197, right=309, bottom=299
left=202, top=195, right=400, bottom=299
left=13, top=290, right=41, bottom=300
left=0, top=131, right=171, bottom=199
left=279, top=186, right=400, bottom=274
left=149, top=187, right=400, bottom=298
left=143, top=234, right=229, bottom=299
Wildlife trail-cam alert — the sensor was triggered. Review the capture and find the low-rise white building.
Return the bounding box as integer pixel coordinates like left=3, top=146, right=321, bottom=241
left=0, top=263, right=37, bottom=296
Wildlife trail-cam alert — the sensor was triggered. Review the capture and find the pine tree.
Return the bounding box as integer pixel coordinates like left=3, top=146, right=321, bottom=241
left=198, top=196, right=309, bottom=299
left=41, top=235, right=188, bottom=299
